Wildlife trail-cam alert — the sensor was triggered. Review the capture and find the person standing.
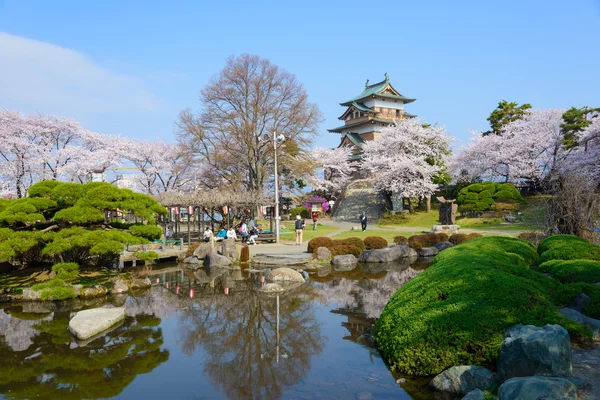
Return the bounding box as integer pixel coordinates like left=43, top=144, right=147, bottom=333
left=295, top=215, right=304, bottom=245
left=240, top=220, right=248, bottom=243
left=312, top=211, right=318, bottom=230
left=360, top=211, right=368, bottom=232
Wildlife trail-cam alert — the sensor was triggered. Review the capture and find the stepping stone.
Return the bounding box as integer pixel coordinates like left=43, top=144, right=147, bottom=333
left=68, top=307, right=126, bottom=340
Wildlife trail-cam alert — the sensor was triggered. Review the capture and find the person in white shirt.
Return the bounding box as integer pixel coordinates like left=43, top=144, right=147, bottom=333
left=203, top=227, right=214, bottom=242
left=226, top=227, right=237, bottom=240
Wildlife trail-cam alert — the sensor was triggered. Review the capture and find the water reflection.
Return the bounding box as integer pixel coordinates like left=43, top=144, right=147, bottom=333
left=0, top=304, right=168, bottom=399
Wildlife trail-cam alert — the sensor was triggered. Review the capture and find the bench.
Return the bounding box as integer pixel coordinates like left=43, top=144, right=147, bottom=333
left=236, top=233, right=276, bottom=244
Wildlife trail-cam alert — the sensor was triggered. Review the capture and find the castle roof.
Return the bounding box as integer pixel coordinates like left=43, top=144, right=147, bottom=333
left=327, top=114, right=416, bottom=133
left=340, top=77, right=415, bottom=106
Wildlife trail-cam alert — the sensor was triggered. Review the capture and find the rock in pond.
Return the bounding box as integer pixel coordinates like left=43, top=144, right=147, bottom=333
left=267, top=267, right=305, bottom=284
left=498, top=376, right=577, bottom=400
left=193, top=242, right=214, bottom=259
left=68, top=307, right=126, bottom=340
left=430, top=365, right=498, bottom=394
left=79, top=285, right=108, bottom=299
left=21, top=288, right=41, bottom=301
left=331, top=254, right=358, bottom=270
left=559, top=308, right=600, bottom=340
left=419, top=246, right=439, bottom=257
left=203, top=253, right=232, bottom=268
left=259, top=283, right=285, bottom=293
left=497, top=324, right=572, bottom=381
left=358, top=246, right=408, bottom=263
left=462, top=388, right=485, bottom=400
left=110, top=278, right=129, bottom=294
left=435, top=241, right=454, bottom=252
left=129, top=277, right=152, bottom=290
left=251, top=253, right=313, bottom=267
left=182, top=256, right=201, bottom=264
left=316, top=246, right=332, bottom=260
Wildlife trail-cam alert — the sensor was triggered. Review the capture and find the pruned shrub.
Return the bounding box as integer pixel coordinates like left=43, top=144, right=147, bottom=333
left=435, top=233, right=449, bottom=242
left=129, top=224, right=163, bottom=241
left=186, top=242, right=201, bottom=257
left=538, top=242, right=600, bottom=265
left=394, top=235, right=408, bottom=245
left=537, top=259, right=600, bottom=284
left=331, top=245, right=362, bottom=258
left=51, top=262, right=79, bottom=281
left=468, top=233, right=483, bottom=239
left=408, top=233, right=444, bottom=250
left=364, top=236, right=388, bottom=250
left=39, top=286, right=77, bottom=301
left=340, top=237, right=366, bottom=251
left=307, top=237, right=334, bottom=253
left=408, top=236, right=426, bottom=250
left=449, top=233, right=468, bottom=245
left=537, top=234, right=589, bottom=255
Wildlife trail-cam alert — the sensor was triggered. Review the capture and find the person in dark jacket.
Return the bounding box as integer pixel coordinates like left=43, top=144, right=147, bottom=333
left=295, top=215, right=305, bottom=245
left=360, top=211, right=368, bottom=231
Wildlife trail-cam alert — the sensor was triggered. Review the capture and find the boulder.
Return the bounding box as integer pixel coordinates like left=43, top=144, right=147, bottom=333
left=568, top=293, right=591, bottom=314
left=71, top=284, right=84, bottom=295
left=251, top=253, right=313, bottom=267
left=110, top=278, right=129, bottom=294
left=559, top=307, right=600, bottom=340
left=435, top=241, right=454, bottom=252
left=331, top=254, right=358, bottom=270
left=316, top=246, right=332, bottom=260
left=68, top=307, right=126, bottom=340
left=21, top=288, right=41, bottom=301
left=220, top=239, right=237, bottom=261
left=498, top=377, right=577, bottom=400
left=268, top=267, right=305, bottom=284
left=462, top=388, right=485, bottom=400
left=79, top=285, right=108, bottom=299
left=317, top=264, right=332, bottom=277
left=359, top=246, right=408, bottom=263
left=497, top=324, right=572, bottom=381
left=430, top=365, right=498, bottom=394
left=203, top=253, right=232, bottom=268
left=419, top=246, right=439, bottom=257
left=193, top=242, right=214, bottom=259
left=129, top=277, right=152, bottom=290
left=182, top=256, right=201, bottom=264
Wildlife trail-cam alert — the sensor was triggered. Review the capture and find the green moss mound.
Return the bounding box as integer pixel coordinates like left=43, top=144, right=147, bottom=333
left=537, top=241, right=600, bottom=265
left=537, top=234, right=590, bottom=255
left=374, top=236, right=588, bottom=376
left=538, top=259, right=600, bottom=284
left=456, top=181, right=525, bottom=212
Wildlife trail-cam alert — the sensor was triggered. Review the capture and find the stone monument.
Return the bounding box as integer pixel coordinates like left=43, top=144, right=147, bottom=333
left=432, top=197, right=460, bottom=235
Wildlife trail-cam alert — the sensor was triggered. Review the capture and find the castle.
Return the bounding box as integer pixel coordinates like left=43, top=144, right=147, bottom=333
left=328, top=74, right=416, bottom=158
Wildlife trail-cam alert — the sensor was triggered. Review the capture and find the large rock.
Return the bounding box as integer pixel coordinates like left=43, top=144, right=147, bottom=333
left=110, top=278, right=129, bottom=294
left=252, top=253, right=313, bottom=267
left=419, top=246, right=439, bottom=257
left=193, top=243, right=214, bottom=259
left=267, top=267, right=305, bottom=284
left=220, top=239, right=237, bottom=261
left=498, top=377, right=577, bottom=400
left=128, top=277, right=152, bottom=290
left=68, top=307, right=126, bottom=340
left=79, top=285, right=108, bottom=299
left=316, top=246, right=332, bottom=260
left=568, top=293, right=591, bottom=314
left=462, top=389, right=485, bottom=400
left=358, top=246, right=409, bottom=263
left=259, top=283, right=285, bottom=293
left=435, top=241, right=454, bottom=252
left=204, top=253, right=232, bottom=268
left=559, top=307, right=600, bottom=340
left=430, top=365, right=498, bottom=394
left=21, top=288, right=41, bottom=301
left=331, top=254, right=358, bottom=271
left=497, top=324, right=572, bottom=381
left=182, top=256, right=201, bottom=264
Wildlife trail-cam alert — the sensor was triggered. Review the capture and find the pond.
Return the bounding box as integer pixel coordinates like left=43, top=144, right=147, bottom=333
left=0, top=258, right=451, bottom=400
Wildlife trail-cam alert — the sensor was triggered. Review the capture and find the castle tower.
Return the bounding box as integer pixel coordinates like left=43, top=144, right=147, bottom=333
left=328, top=74, right=416, bottom=158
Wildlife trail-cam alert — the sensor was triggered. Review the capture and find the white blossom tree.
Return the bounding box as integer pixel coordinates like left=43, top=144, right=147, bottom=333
left=449, top=109, right=566, bottom=184
left=308, top=146, right=353, bottom=199
left=361, top=119, right=452, bottom=212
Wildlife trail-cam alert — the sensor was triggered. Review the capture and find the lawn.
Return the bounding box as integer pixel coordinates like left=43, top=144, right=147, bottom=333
left=376, top=211, right=439, bottom=228
left=279, top=224, right=340, bottom=243
left=331, top=229, right=426, bottom=243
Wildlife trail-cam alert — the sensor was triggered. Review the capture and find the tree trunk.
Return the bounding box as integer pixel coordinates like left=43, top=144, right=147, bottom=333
left=426, top=196, right=431, bottom=213
left=405, top=197, right=414, bottom=214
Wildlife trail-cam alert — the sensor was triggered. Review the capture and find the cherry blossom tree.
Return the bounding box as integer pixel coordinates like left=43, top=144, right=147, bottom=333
left=449, top=108, right=566, bottom=184
left=308, top=146, right=353, bottom=199
left=361, top=119, right=452, bottom=211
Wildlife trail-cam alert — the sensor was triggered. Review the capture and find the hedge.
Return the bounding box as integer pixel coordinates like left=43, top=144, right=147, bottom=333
left=364, top=236, right=388, bottom=250
left=537, top=259, right=600, bottom=284
left=307, top=237, right=334, bottom=253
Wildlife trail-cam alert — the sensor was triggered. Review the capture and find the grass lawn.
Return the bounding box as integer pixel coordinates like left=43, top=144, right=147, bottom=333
left=456, top=217, right=531, bottom=232
left=279, top=224, right=339, bottom=242
left=376, top=211, right=439, bottom=228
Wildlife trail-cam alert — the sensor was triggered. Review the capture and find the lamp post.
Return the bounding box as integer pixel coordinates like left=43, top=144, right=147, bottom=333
left=273, top=132, right=285, bottom=244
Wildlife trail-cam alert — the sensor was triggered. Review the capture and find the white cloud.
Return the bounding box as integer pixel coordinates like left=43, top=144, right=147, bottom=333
left=0, top=32, right=163, bottom=113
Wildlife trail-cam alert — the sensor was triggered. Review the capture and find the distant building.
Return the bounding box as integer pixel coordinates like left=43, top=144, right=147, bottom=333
left=328, top=74, right=416, bottom=159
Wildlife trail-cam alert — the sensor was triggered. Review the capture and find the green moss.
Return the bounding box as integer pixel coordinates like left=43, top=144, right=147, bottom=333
left=374, top=236, right=587, bottom=376
left=129, top=224, right=162, bottom=241
left=39, top=286, right=77, bottom=301
left=537, top=234, right=590, bottom=255
left=52, top=262, right=79, bottom=281
left=537, top=260, right=600, bottom=284
left=537, top=242, right=600, bottom=265
left=31, top=278, right=66, bottom=291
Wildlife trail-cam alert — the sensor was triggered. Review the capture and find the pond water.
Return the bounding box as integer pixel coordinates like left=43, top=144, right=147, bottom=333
left=0, top=258, right=450, bottom=400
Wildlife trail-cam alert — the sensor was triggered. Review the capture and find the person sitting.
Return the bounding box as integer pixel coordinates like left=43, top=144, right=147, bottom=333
left=202, top=227, right=213, bottom=242
left=247, top=226, right=259, bottom=245
left=215, top=228, right=227, bottom=242
left=226, top=227, right=237, bottom=240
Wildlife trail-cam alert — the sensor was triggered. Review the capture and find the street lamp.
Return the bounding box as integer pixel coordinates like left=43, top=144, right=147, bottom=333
left=273, top=132, right=285, bottom=243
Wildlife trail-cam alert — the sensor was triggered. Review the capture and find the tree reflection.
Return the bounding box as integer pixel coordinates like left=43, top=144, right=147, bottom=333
left=176, top=272, right=325, bottom=400
left=0, top=307, right=168, bottom=399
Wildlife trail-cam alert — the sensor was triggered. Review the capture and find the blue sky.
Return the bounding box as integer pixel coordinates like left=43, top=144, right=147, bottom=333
left=1, top=0, right=599, bottom=150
